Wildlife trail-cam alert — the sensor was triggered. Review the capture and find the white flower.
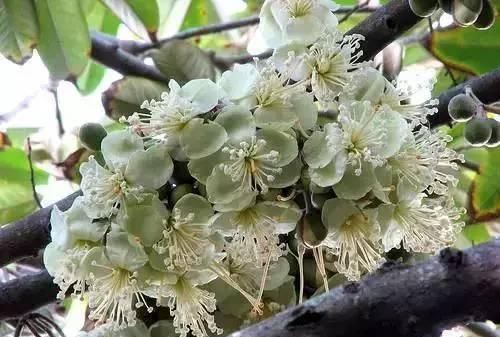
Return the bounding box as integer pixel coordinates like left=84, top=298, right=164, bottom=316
left=258, top=0, right=339, bottom=48
left=307, top=32, right=365, bottom=102
left=123, top=79, right=222, bottom=145
left=85, top=246, right=151, bottom=331
left=381, top=74, right=439, bottom=126
left=80, top=131, right=173, bottom=218
left=379, top=182, right=465, bottom=253
left=305, top=101, right=409, bottom=183
left=160, top=271, right=221, bottom=337
left=218, top=61, right=316, bottom=131
left=153, top=194, right=215, bottom=271
left=43, top=242, right=92, bottom=300
left=388, top=127, right=464, bottom=194
left=322, top=198, right=385, bottom=281
left=211, top=201, right=301, bottom=266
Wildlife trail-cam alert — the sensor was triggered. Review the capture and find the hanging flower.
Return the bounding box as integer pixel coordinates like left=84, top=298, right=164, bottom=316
left=153, top=194, right=215, bottom=271
left=379, top=181, right=465, bottom=253
left=211, top=201, right=301, bottom=265
left=388, top=127, right=464, bottom=194
left=322, top=198, right=385, bottom=281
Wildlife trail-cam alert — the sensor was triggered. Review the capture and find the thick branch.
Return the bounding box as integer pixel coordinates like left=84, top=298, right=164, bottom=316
left=429, top=68, right=500, bottom=127
left=0, top=191, right=80, bottom=268
left=346, top=0, right=420, bottom=61
left=230, top=240, right=500, bottom=337
left=0, top=271, right=58, bottom=320
left=90, top=32, right=168, bottom=83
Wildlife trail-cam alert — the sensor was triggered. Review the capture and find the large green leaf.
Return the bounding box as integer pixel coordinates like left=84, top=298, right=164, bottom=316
left=0, top=0, right=38, bottom=64
left=152, top=40, right=216, bottom=84
left=102, top=76, right=168, bottom=120
left=428, top=19, right=500, bottom=75
left=34, top=0, right=91, bottom=80
left=180, top=0, right=220, bottom=31
left=0, top=147, right=49, bottom=225
left=469, top=148, right=500, bottom=221
left=77, top=3, right=120, bottom=94
left=99, top=0, right=159, bottom=40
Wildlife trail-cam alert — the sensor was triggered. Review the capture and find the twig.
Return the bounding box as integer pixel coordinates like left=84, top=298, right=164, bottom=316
left=130, top=15, right=260, bottom=54
left=127, top=6, right=379, bottom=55
left=90, top=32, right=168, bottom=83
left=48, top=80, right=64, bottom=137
left=427, top=17, right=457, bottom=86
left=27, top=137, right=42, bottom=209
left=339, top=1, right=369, bottom=24
left=459, top=160, right=480, bottom=173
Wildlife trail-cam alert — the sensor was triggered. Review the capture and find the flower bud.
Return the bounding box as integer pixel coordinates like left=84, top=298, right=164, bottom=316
left=474, top=0, right=496, bottom=30
left=464, top=117, right=492, bottom=146
left=409, top=0, right=439, bottom=17
left=448, top=93, right=477, bottom=122
left=452, top=0, right=483, bottom=26
left=170, top=184, right=194, bottom=205
left=79, top=123, right=107, bottom=151
left=297, top=212, right=328, bottom=249
left=486, top=118, right=500, bottom=147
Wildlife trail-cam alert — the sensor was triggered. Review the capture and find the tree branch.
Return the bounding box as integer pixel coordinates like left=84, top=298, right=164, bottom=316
left=0, top=191, right=80, bottom=268
left=229, top=241, right=500, bottom=337
left=90, top=32, right=168, bottom=83
left=346, top=0, right=420, bottom=61
left=428, top=69, right=500, bottom=127
left=0, top=271, right=58, bottom=320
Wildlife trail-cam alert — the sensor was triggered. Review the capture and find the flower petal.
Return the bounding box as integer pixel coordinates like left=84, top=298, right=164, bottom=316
left=101, top=130, right=144, bottom=170
left=125, top=144, right=173, bottom=190
left=179, top=119, right=228, bottom=159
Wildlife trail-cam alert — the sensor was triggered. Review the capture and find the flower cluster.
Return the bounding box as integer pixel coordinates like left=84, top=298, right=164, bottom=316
left=44, top=0, right=466, bottom=336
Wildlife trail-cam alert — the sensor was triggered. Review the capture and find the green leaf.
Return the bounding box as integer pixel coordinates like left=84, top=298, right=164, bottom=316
left=34, top=0, right=91, bottom=80
left=0, top=147, right=48, bottom=225
left=77, top=3, right=120, bottom=94
left=469, top=148, right=500, bottom=221
left=0, top=0, right=38, bottom=64
left=102, top=76, right=167, bottom=120
left=462, top=223, right=491, bottom=245
left=428, top=20, right=500, bottom=74
left=180, top=0, right=220, bottom=31
left=152, top=40, right=217, bottom=85
left=99, top=0, right=159, bottom=40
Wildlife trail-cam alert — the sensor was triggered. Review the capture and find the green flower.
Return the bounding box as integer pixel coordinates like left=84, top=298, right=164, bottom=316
left=189, top=107, right=301, bottom=207
left=80, top=130, right=173, bottom=218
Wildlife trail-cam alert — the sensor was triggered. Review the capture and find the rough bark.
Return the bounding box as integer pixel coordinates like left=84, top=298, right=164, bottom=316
left=0, top=271, right=58, bottom=320
left=229, top=242, right=500, bottom=337
left=0, top=191, right=80, bottom=268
